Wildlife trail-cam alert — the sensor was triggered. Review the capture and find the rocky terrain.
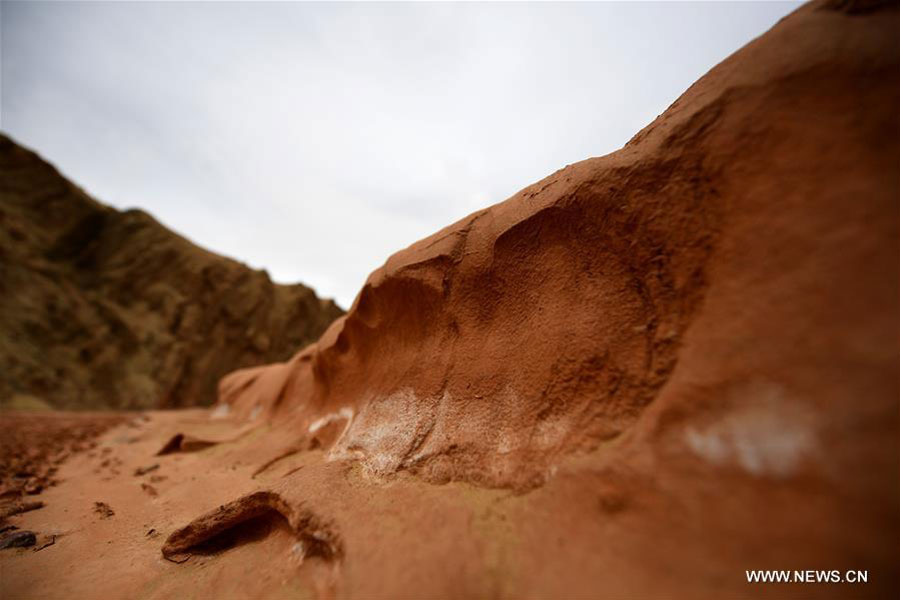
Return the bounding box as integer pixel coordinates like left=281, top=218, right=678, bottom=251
left=0, top=1, right=897, bottom=598
left=0, top=139, right=343, bottom=409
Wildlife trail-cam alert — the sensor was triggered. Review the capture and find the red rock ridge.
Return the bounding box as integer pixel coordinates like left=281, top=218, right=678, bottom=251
left=219, top=0, right=898, bottom=499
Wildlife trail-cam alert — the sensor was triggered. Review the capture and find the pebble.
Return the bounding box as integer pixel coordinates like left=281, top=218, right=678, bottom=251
left=0, top=530, right=37, bottom=549
left=134, top=464, right=160, bottom=476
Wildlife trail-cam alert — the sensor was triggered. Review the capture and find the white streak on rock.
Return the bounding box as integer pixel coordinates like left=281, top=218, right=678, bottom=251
left=210, top=403, right=231, bottom=420
left=684, top=382, right=817, bottom=477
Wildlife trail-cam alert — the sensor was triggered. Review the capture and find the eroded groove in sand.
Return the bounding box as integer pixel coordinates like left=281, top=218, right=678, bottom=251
left=156, top=424, right=264, bottom=456
left=251, top=446, right=303, bottom=479
left=161, top=491, right=342, bottom=565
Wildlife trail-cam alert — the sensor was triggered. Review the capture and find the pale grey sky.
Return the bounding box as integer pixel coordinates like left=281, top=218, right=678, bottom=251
left=1, top=1, right=799, bottom=308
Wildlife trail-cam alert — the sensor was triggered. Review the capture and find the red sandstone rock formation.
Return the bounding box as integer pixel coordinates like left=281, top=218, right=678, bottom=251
left=221, top=0, right=899, bottom=492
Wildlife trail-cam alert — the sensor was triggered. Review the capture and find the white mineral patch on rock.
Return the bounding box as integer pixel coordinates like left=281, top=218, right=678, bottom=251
left=308, top=407, right=354, bottom=434
left=684, top=381, right=817, bottom=477
left=329, top=389, right=439, bottom=476
left=210, top=403, right=231, bottom=420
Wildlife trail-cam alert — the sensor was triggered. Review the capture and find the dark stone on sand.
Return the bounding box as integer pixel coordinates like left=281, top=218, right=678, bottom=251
left=0, top=530, right=36, bottom=549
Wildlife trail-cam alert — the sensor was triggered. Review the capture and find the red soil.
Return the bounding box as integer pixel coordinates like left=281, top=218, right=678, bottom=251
left=0, top=412, right=128, bottom=504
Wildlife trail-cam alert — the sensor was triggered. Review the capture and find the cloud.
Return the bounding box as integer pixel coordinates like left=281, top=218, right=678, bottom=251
left=0, top=0, right=800, bottom=308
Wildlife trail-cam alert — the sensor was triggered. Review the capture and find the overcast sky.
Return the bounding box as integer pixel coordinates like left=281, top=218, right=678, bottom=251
left=1, top=0, right=799, bottom=308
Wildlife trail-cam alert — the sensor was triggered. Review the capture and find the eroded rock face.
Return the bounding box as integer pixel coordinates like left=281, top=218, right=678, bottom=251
left=0, top=140, right=343, bottom=409
left=219, top=0, right=899, bottom=494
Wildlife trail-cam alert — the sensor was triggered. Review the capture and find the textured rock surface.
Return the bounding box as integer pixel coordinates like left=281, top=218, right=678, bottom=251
left=221, top=0, right=899, bottom=490
left=0, top=138, right=343, bottom=409
left=0, top=2, right=897, bottom=598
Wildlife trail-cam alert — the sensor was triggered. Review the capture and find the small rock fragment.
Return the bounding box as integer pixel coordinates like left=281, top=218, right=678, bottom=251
left=94, top=502, right=115, bottom=518
left=0, top=530, right=36, bottom=549
left=0, top=501, right=44, bottom=520
left=134, top=464, right=160, bottom=476
left=0, top=487, right=21, bottom=500
left=141, top=483, right=158, bottom=497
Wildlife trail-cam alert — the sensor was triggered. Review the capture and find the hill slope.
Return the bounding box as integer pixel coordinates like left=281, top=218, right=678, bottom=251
left=0, top=135, right=343, bottom=409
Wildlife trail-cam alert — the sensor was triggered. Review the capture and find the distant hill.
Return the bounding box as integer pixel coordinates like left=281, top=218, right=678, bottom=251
left=0, top=134, right=343, bottom=409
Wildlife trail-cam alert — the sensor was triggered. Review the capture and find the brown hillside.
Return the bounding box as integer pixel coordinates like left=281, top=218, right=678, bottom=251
left=0, top=135, right=343, bottom=409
